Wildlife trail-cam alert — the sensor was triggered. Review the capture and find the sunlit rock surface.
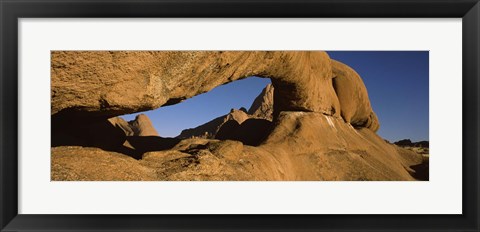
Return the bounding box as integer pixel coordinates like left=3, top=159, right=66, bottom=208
left=51, top=51, right=425, bottom=181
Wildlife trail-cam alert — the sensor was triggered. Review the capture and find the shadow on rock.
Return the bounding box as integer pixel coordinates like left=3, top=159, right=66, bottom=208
left=52, top=113, right=126, bottom=151
left=106, top=136, right=181, bottom=160
left=215, top=118, right=273, bottom=146
left=126, top=136, right=180, bottom=154
left=410, top=160, right=429, bottom=181
left=52, top=112, right=180, bottom=160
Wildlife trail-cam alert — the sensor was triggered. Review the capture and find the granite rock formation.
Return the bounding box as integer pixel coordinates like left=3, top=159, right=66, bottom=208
left=331, top=60, right=379, bottom=131
left=51, top=51, right=340, bottom=119
left=108, top=117, right=134, bottom=136
left=108, top=114, right=159, bottom=137
left=248, top=83, right=274, bottom=120
left=127, top=114, right=159, bottom=136
left=176, top=108, right=251, bottom=139
left=51, top=51, right=424, bottom=181
left=394, top=139, right=429, bottom=148
left=177, top=84, right=274, bottom=139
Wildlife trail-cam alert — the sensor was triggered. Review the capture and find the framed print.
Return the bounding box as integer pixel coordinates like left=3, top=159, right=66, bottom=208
left=1, top=0, right=479, bottom=231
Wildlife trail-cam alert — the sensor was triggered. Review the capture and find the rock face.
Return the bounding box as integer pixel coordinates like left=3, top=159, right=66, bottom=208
left=224, top=108, right=250, bottom=125
left=128, top=114, right=159, bottom=136
left=176, top=114, right=227, bottom=139
left=177, top=108, right=250, bottom=139
left=108, top=117, right=134, bottom=136
left=216, top=118, right=273, bottom=146
left=50, top=51, right=425, bottom=181
left=394, top=139, right=429, bottom=148
left=248, top=83, right=274, bottom=120
left=177, top=84, right=274, bottom=139
left=52, top=112, right=418, bottom=181
left=51, top=146, right=157, bottom=181
left=331, top=60, right=379, bottom=131
left=108, top=114, right=159, bottom=137
left=261, top=112, right=413, bottom=180
left=51, top=51, right=340, bottom=118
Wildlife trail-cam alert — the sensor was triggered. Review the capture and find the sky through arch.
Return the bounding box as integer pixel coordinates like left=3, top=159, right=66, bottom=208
left=121, top=51, right=429, bottom=142
left=121, top=77, right=271, bottom=137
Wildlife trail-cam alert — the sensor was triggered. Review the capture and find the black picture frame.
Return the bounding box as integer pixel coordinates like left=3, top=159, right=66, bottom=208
left=1, top=0, right=479, bottom=231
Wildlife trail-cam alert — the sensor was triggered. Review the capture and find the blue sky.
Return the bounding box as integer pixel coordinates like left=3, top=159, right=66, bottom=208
left=122, top=51, right=429, bottom=142
left=122, top=77, right=271, bottom=137
left=327, top=51, right=429, bottom=142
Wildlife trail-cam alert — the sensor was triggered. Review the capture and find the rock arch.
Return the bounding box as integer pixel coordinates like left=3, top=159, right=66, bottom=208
left=52, top=51, right=380, bottom=131
left=52, top=51, right=340, bottom=119
left=51, top=51, right=426, bottom=181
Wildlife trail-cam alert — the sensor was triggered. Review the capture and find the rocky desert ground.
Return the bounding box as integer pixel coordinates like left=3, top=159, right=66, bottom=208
left=51, top=51, right=428, bottom=181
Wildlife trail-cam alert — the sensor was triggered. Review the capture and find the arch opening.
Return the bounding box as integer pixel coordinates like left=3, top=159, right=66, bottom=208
left=52, top=76, right=275, bottom=159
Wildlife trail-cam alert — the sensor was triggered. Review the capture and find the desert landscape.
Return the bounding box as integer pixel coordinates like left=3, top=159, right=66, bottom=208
left=51, top=51, right=429, bottom=181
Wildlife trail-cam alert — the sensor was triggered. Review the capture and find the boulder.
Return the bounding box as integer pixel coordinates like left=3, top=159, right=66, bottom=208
left=225, top=108, right=250, bottom=124
left=108, top=117, right=134, bottom=136
left=128, top=114, right=159, bottom=136
left=215, top=118, right=273, bottom=146
left=331, top=59, right=379, bottom=131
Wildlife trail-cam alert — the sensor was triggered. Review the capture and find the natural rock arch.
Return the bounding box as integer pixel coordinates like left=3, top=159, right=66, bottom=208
left=51, top=51, right=378, bottom=131
left=50, top=51, right=426, bottom=181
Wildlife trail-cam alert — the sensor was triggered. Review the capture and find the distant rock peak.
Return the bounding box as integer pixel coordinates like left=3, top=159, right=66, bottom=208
left=394, top=139, right=429, bottom=148
left=128, top=114, right=159, bottom=137
left=248, top=83, right=274, bottom=121
left=177, top=84, right=274, bottom=140
left=108, top=114, right=159, bottom=137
